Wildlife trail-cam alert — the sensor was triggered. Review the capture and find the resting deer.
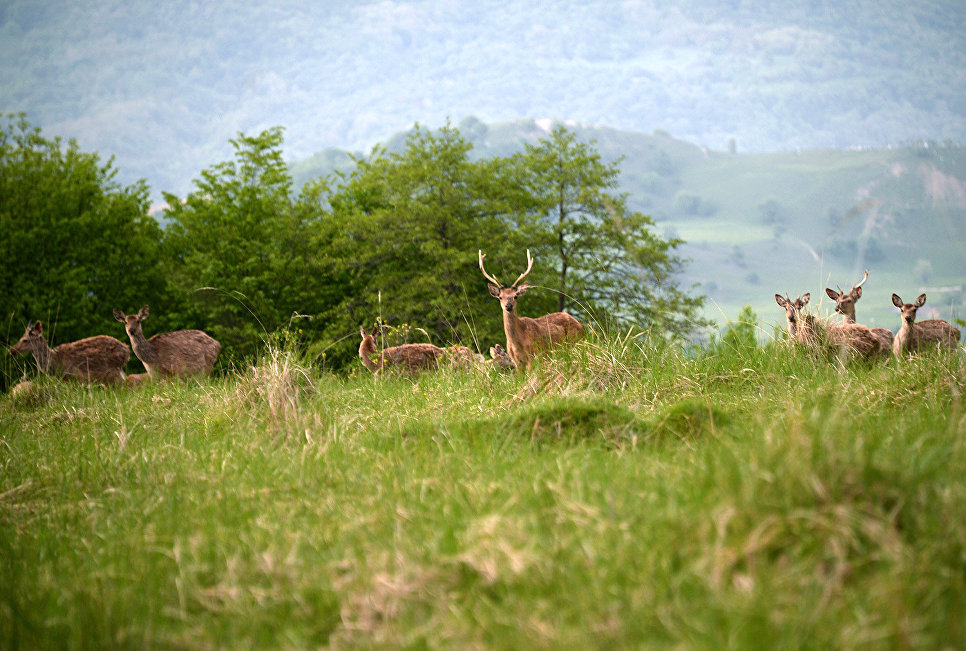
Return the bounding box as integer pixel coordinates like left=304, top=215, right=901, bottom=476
left=358, top=326, right=445, bottom=375
left=113, top=306, right=221, bottom=379
left=8, top=321, right=129, bottom=384
left=479, top=249, right=583, bottom=368
left=443, top=345, right=485, bottom=369
left=825, top=270, right=894, bottom=355
left=891, top=293, right=961, bottom=356
left=488, top=343, right=516, bottom=371
left=775, top=293, right=879, bottom=360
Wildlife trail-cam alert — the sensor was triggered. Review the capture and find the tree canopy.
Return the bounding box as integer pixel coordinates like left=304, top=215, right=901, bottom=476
left=0, top=113, right=168, bottom=355
left=3, top=116, right=707, bottom=383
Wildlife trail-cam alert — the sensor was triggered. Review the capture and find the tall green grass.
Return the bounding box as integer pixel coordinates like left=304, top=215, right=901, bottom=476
left=2, top=335, right=964, bottom=648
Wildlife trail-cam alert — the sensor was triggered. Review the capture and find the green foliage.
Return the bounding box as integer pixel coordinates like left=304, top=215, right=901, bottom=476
left=0, top=114, right=169, bottom=384
left=318, top=124, right=540, bottom=364
left=717, top=305, right=760, bottom=352
left=514, top=126, right=708, bottom=336
left=162, top=127, right=331, bottom=361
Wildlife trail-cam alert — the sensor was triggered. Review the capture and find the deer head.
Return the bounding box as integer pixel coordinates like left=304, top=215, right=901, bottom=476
left=825, top=270, right=869, bottom=322
left=479, top=249, right=534, bottom=314
left=9, top=321, right=44, bottom=355
left=892, top=293, right=926, bottom=326
left=113, top=305, right=150, bottom=338
left=775, top=293, right=810, bottom=338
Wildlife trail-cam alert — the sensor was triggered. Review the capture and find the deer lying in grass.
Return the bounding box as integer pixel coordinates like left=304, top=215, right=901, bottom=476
left=825, top=270, right=894, bottom=355
left=358, top=326, right=445, bottom=375
left=479, top=249, right=583, bottom=368
left=891, top=293, right=961, bottom=355
left=113, top=306, right=221, bottom=379
left=775, top=293, right=879, bottom=360
left=8, top=321, right=129, bottom=384
left=488, top=343, right=516, bottom=371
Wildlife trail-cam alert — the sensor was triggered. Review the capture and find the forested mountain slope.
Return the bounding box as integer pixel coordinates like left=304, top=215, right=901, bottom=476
left=2, top=0, right=964, bottom=199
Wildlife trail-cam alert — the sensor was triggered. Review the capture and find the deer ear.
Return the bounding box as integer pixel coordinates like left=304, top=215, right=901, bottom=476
left=775, top=294, right=787, bottom=307
left=915, top=294, right=926, bottom=307
left=892, top=294, right=903, bottom=307
left=360, top=327, right=367, bottom=338
left=515, top=283, right=531, bottom=296
left=32, top=321, right=43, bottom=333
left=138, top=305, right=150, bottom=320
left=798, top=293, right=810, bottom=307
left=825, top=288, right=839, bottom=301
left=852, top=286, right=862, bottom=300
left=113, top=309, right=126, bottom=322
left=487, top=284, right=501, bottom=298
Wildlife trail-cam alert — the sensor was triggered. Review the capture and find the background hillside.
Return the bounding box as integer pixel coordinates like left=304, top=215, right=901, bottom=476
left=293, top=118, right=966, bottom=333
left=2, top=0, right=965, bottom=199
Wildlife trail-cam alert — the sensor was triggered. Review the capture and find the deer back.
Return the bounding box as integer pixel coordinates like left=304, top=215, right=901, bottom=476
left=519, top=312, right=584, bottom=348
left=896, top=319, right=961, bottom=355
left=147, top=330, right=221, bottom=376
left=870, top=327, right=895, bottom=356
left=380, top=343, right=444, bottom=375
left=52, top=335, right=130, bottom=384
left=442, top=345, right=481, bottom=369
left=827, top=323, right=880, bottom=359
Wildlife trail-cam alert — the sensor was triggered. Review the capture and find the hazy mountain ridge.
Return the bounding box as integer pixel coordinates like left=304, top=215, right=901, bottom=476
left=2, top=0, right=965, bottom=199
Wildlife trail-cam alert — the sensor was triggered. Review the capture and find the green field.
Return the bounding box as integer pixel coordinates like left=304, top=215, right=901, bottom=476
left=3, top=334, right=965, bottom=647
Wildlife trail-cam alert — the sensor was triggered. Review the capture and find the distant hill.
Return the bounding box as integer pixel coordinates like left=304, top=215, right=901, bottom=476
left=293, top=118, right=966, bottom=333
left=2, top=0, right=965, bottom=199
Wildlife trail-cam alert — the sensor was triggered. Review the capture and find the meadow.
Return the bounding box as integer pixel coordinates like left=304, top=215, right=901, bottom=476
left=2, top=333, right=965, bottom=648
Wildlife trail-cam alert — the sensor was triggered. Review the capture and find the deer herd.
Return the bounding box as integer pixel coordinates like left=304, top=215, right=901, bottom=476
left=5, top=254, right=963, bottom=389
left=776, top=269, right=960, bottom=360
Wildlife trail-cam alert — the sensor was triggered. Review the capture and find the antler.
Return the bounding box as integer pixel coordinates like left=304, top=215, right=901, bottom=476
left=479, top=249, right=534, bottom=288
left=511, top=249, right=534, bottom=288
left=478, top=250, right=503, bottom=287
left=854, top=269, right=869, bottom=290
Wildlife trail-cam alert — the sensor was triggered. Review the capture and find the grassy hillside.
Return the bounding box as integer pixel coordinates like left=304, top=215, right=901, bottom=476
left=2, top=336, right=965, bottom=647
left=294, top=120, right=966, bottom=335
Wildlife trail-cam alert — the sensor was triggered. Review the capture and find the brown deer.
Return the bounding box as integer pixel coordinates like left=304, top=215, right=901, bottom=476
left=358, top=326, right=445, bottom=375
left=488, top=343, right=516, bottom=371
left=825, top=269, right=894, bottom=355
left=479, top=249, right=583, bottom=368
left=775, top=293, right=879, bottom=360
left=8, top=321, right=129, bottom=384
left=113, top=306, right=221, bottom=379
left=891, top=293, right=961, bottom=355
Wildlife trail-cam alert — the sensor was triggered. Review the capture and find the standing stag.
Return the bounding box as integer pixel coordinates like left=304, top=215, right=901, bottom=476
left=775, top=293, right=879, bottom=359
left=8, top=321, right=129, bottom=384
left=890, top=293, right=961, bottom=355
left=113, top=306, right=221, bottom=379
left=358, top=326, right=445, bottom=375
left=479, top=249, right=583, bottom=368
left=825, top=269, right=894, bottom=355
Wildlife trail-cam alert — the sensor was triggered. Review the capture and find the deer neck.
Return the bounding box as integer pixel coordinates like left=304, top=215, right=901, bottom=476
left=129, top=329, right=159, bottom=365
left=790, top=312, right=816, bottom=341
left=841, top=307, right=856, bottom=324
left=897, top=319, right=916, bottom=344
left=29, top=337, right=54, bottom=373
left=358, top=339, right=383, bottom=373
left=503, top=307, right=527, bottom=347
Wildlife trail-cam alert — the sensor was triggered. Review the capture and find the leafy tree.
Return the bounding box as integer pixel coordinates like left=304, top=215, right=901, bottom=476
left=0, top=114, right=168, bottom=368
left=319, top=124, right=534, bottom=362
left=718, top=305, right=760, bottom=352
left=513, top=125, right=707, bottom=337
left=162, top=127, right=330, bottom=360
